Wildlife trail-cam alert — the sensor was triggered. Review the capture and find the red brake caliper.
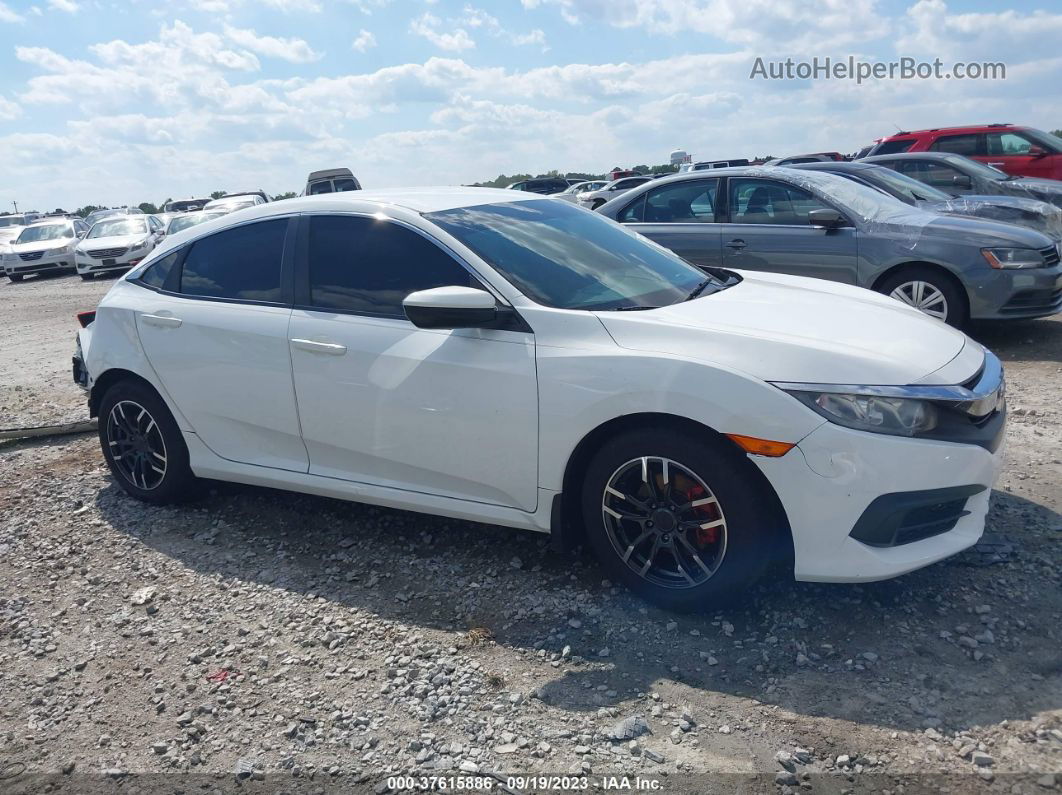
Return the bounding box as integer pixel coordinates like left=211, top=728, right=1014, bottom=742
left=684, top=484, right=718, bottom=547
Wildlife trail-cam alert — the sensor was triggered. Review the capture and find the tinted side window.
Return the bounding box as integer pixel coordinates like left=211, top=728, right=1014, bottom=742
left=873, top=139, right=915, bottom=155
left=309, top=181, right=333, bottom=195
left=729, top=178, right=830, bottom=225
left=618, top=194, right=646, bottom=223
left=642, top=179, right=718, bottom=222
left=179, top=219, right=286, bottom=302
left=987, top=132, right=1034, bottom=155
left=306, top=215, right=473, bottom=317
left=139, top=250, right=180, bottom=289
left=903, top=161, right=963, bottom=188
left=929, top=134, right=981, bottom=156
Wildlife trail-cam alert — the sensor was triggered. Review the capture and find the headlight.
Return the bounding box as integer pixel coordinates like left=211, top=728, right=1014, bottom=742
left=786, top=390, right=938, bottom=437
left=981, top=247, right=1044, bottom=269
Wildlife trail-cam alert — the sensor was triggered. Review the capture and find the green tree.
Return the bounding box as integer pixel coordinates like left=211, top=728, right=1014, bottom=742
left=210, top=190, right=226, bottom=200
left=74, top=205, right=101, bottom=218
left=272, top=191, right=298, bottom=201
left=138, top=202, right=159, bottom=215
left=1052, top=129, right=1062, bottom=139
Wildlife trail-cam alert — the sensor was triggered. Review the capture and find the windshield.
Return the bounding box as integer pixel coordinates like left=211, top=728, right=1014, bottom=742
left=776, top=168, right=918, bottom=223
left=943, top=154, right=1010, bottom=181
left=859, top=166, right=952, bottom=202
left=17, top=223, right=71, bottom=243
left=0, top=216, right=23, bottom=228
left=167, top=213, right=223, bottom=233
left=1024, top=128, right=1062, bottom=154
left=426, top=200, right=717, bottom=311
left=88, top=218, right=147, bottom=238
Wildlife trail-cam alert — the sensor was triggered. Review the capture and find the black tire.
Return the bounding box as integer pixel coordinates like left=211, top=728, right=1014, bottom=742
left=875, top=266, right=967, bottom=328
left=580, top=426, right=780, bottom=611
left=80, top=273, right=94, bottom=281
left=8, top=273, right=23, bottom=282
left=98, top=380, right=197, bottom=504
left=591, top=199, right=605, bottom=210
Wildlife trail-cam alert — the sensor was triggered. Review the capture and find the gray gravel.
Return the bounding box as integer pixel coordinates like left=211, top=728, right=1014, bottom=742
left=1, top=273, right=1061, bottom=793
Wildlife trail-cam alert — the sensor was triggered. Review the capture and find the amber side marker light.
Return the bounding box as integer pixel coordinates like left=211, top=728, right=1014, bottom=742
left=725, top=433, right=795, bottom=457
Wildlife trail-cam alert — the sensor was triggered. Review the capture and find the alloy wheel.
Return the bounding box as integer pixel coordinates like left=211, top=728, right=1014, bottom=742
left=601, top=456, right=728, bottom=589
left=106, top=400, right=168, bottom=490
left=889, top=280, right=949, bottom=321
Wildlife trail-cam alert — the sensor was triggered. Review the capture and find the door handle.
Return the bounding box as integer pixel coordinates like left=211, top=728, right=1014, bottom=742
left=725, top=239, right=747, bottom=249
left=141, top=313, right=182, bottom=328
left=290, top=338, right=347, bottom=356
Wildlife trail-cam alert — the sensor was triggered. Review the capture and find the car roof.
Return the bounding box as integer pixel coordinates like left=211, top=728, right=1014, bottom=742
left=791, top=161, right=875, bottom=173
left=307, top=168, right=354, bottom=180
left=863, top=152, right=957, bottom=162
left=882, top=123, right=1015, bottom=137
left=216, top=188, right=549, bottom=216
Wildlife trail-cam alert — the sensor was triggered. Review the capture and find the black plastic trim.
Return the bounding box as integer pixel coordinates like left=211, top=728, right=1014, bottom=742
left=850, top=484, right=986, bottom=548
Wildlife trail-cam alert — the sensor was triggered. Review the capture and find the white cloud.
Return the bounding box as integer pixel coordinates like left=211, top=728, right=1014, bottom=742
left=460, top=5, right=548, bottom=49
left=352, top=29, right=377, bottom=52
left=0, top=1, right=23, bottom=23
left=48, top=0, right=78, bottom=12
left=223, top=26, right=322, bottom=63
left=409, top=12, right=476, bottom=52
left=260, top=0, right=321, bottom=12
left=522, top=0, right=888, bottom=50
left=0, top=95, right=21, bottom=120
left=898, top=0, right=1062, bottom=62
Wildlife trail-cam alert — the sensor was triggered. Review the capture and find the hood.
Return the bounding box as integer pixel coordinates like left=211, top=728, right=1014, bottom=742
left=918, top=211, right=1054, bottom=247
left=77, top=234, right=148, bottom=249
left=994, top=178, right=1062, bottom=206
left=11, top=237, right=75, bottom=253
left=595, top=270, right=973, bottom=385
left=918, top=194, right=1062, bottom=241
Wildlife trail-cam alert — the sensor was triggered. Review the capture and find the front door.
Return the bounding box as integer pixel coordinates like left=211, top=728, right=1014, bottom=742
left=288, top=214, right=539, bottom=511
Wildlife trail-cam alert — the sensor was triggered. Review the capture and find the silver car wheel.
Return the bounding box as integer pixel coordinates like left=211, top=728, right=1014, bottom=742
left=601, top=456, right=728, bottom=590
left=889, top=280, right=949, bottom=321
left=106, top=400, right=168, bottom=490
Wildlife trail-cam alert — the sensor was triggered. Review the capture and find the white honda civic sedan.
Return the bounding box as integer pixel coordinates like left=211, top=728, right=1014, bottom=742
left=73, top=189, right=1006, bottom=609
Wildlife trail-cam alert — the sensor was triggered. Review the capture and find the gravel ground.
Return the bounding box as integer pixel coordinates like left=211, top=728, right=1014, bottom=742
left=1, top=272, right=1061, bottom=794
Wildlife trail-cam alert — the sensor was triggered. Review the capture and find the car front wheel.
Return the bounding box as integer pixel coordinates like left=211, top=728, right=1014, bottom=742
left=876, top=266, right=966, bottom=328
left=8, top=273, right=23, bottom=282
left=98, top=380, right=197, bottom=503
left=580, top=427, right=780, bottom=611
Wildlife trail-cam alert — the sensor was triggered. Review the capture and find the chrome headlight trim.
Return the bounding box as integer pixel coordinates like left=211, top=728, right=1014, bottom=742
left=772, top=351, right=1004, bottom=420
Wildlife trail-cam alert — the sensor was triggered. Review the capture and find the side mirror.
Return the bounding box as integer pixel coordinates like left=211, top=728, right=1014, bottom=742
left=807, top=208, right=846, bottom=229
left=952, top=174, right=973, bottom=189
left=403, top=286, right=499, bottom=329
left=1029, top=145, right=1047, bottom=158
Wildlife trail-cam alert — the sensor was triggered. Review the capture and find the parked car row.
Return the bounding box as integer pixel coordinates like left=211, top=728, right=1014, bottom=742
left=594, top=166, right=1062, bottom=327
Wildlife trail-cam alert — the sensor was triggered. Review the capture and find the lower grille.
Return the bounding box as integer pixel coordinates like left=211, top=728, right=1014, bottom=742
left=850, top=485, right=985, bottom=548
left=1000, top=287, right=1062, bottom=314
left=86, top=247, right=127, bottom=259
left=18, top=251, right=44, bottom=261
left=892, top=498, right=969, bottom=546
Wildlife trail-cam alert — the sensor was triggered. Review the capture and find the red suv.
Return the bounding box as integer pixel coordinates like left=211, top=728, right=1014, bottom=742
left=865, top=124, right=1062, bottom=181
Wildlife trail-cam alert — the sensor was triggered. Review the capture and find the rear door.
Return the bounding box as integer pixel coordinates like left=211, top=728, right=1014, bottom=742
left=134, top=217, right=308, bottom=472
left=984, top=130, right=1061, bottom=180
left=617, top=178, right=723, bottom=268
left=719, top=176, right=859, bottom=283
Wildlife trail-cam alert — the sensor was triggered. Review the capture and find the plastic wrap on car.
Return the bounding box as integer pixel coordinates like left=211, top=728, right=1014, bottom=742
left=922, top=195, right=1062, bottom=241
left=758, top=166, right=933, bottom=251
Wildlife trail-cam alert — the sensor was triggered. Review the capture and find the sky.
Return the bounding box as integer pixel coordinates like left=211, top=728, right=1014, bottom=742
left=1, top=0, right=1060, bottom=210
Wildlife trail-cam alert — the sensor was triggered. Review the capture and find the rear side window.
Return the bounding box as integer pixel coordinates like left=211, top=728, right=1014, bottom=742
left=929, top=134, right=981, bottom=156
left=179, top=219, right=286, bottom=302
left=309, top=181, right=333, bottom=195
left=138, top=250, right=180, bottom=289
left=306, top=215, right=473, bottom=317
left=873, top=139, right=915, bottom=155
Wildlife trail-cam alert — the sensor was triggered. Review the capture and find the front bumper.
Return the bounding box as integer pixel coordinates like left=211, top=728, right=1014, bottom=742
left=76, top=248, right=146, bottom=274
left=753, top=420, right=1004, bottom=582
left=968, top=258, right=1062, bottom=320
left=3, top=249, right=76, bottom=275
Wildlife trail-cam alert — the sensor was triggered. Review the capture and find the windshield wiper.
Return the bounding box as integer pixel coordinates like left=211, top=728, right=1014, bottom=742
left=610, top=305, right=659, bottom=311
left=685, top=277, right=719, bottom=302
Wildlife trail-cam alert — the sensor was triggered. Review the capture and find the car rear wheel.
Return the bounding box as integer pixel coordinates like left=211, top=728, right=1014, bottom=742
left=580, top=427, right=779, bottom=611
left=591, top=199, right=606, bottom=210
left=8, top=274, right=23, bottom=282
left=876, top=266, right=967, bottom=328
left=80, top=273, right=94, bottom=281
left=98, top=380, right=197, bottom=504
